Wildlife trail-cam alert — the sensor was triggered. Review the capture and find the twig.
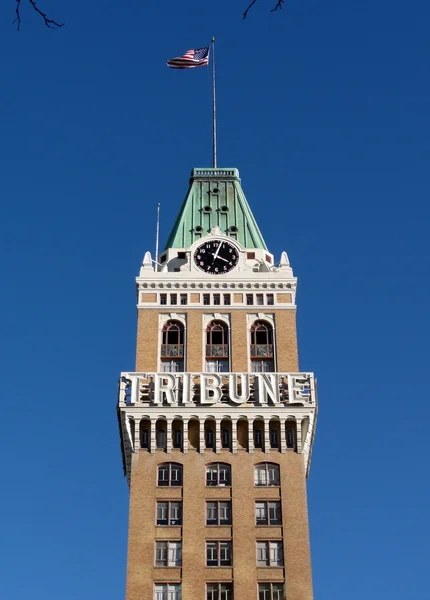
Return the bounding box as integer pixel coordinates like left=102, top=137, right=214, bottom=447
left=243, top=0, right=258, bottom=19
left=243, top=0, right=285, bottom=19
left=14, top=0, right=64, bottom=30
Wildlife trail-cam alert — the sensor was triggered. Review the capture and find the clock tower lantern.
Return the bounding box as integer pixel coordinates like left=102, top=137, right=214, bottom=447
left=118, top=168, right=317, bottom=600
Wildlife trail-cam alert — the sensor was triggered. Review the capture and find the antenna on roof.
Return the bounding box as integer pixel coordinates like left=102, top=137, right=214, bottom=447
left=155, top=203, right=161, bottom=272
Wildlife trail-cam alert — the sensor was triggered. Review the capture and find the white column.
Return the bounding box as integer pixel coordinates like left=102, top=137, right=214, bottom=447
left=280, top=419, right=287, bottom=454
left=296, top=418, right=302, bottom=453
left=231, top=419, right=238, bottom=454
left=150, top=418, right=156, bottom=454
left=199, top=419, right=205, bottom=454
left=183, top=419, right=189, bottom=454
left=133, top=418, right=141, bottom=452
left=215, top=419, right=221, bottom=454
left=166, top=419, right=173, bottom=454
left=264, top=418, right=270, bottom=454
left=248, top=419, right=254, bottom=454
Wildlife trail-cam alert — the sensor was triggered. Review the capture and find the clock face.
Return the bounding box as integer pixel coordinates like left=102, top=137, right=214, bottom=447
left=194, top=239, right=239, bottom=274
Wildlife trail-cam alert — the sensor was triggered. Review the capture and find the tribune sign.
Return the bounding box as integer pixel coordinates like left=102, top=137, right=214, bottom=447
left=120, top=372, right=314, bottom=407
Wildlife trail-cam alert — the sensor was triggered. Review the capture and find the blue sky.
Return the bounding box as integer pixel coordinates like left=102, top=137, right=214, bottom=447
left=0, top=0, right=429, bottom=598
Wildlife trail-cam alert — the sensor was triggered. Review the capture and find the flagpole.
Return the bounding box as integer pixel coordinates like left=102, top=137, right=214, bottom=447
left=155, top=203, right=160, bottom=272
left=211, top=37, right=217, bottom=169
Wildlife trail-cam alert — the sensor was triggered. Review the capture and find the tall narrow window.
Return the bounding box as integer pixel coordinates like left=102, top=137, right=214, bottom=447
left=221, top=428, right=230, bottom=449
left=223, top=294, right=231, bottom=305
left=161, top=320, right=184, bottom=372
left=270, top=428, right=279, bottom=449
left=173, top=428, right=182, bottom=449
left=254, top=428, right=263, bottom=449
left=250, top=321, right=274, bottom=372
left=141, top=428, right=150, bottom=449
left=206, top=320, right=229, bottom=372
left=286, top=424, right=296, bottom=450
left=206, top=428, right=214, bottom=449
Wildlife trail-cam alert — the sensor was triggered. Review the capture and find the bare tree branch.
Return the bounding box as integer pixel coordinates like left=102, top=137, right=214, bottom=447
left=14, top=0, right=64, bottom=30
left=243, top=0, right=285, bottom=19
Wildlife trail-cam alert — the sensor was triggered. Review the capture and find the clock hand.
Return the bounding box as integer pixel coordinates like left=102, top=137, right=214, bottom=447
left=214, top=255, right=230, bottom=263
left=212, top=242, right=222, bottom=263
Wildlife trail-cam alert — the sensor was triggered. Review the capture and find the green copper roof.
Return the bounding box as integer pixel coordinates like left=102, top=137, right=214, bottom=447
left=164, top=168, right=268, bottom=251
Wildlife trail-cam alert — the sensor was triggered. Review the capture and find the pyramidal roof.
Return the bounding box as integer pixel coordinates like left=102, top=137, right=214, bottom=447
left=164, top=168, right=268, bottom=251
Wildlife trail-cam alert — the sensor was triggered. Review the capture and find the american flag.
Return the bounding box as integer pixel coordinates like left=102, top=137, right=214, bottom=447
left=167, top=46, right=210, bottom=69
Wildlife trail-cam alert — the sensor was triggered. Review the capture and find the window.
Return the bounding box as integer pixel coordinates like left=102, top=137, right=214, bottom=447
left=203, top=294, right=210, bottom=305
left=173, top=429, right=182, bottom=449
left=221, top=428, right=230, bottom=449
left=177, top=252, right=186, bottom=259
left=158, top=463, right=183, bottom=487
left=170, top=294, right=177, bottom=305
left=255, top=501, right=281, bottom=526
left=206, top=428, right=215, bottom=449
left=256, top=294, right=264, bottom=305
left=270, top=429, right=279, bottom=449
left=156, top=501, right=182, bottom=526
left=213, top=294, right=221, bottom=305
left=160, top=294, right=167, bottom=305
left=247, top=251, right=256, bottom=260
left=246, top=293, right=253, bottom=305
left=141, top=428, right=150, bottom=449
left=254, top=464, right=280, bottom=487
left=206, top=463, right=231, bottom=487
left=161, top=321, right=184, bottom=371
left=206, top=583, right=233, bottom=600
left=286, top=426, right=296, bottom=449
left=250, top=321, right=274, bottom=372
left=206, top=501, right=232, bottom=525
left=254, top=428, right=263, bottom=449
left=256, top=541, right=283, bottom=567
left=206, top=541, right=232, bottom=566
left=154, top=583, right=181, bottom=600
left=267, top=294, right=274, bottom=306
left=258, top=583, right=284, bottom=600
left=180, top=294, right=187, bottom=305
left=155, top=541, right=182, bottom=567
left=157, top=428, right=166, bottom=449
left=223, top=294, right=231, bottom=305
left=206, top=321, right=229, bottom=372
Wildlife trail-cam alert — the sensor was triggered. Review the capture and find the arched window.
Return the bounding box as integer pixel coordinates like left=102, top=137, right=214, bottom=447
left=206, top=463, right=231, bottom=487
left=250, top=321, right=274, bottom=372
left=206, top=428, right=215, bottom=449
left=254, top=463, right=280, bottom=487
left=157, top=463, right=183, bottom=487
left=254, top=428, right=263, bottom=449
left=206, top=320, right=229, bottom=372
left=161, top=320, right=184, bottom=372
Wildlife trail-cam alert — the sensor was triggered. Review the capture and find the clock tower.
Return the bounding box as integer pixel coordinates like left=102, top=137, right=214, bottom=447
left=118, top=168, right=317, bottom=600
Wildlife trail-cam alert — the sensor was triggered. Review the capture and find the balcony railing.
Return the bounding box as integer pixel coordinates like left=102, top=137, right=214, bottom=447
left=250, top=344, right=273, bottom=357
left=160, top=344, right=184, bottom=358
left=206, top=344, right=229, bottom=358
